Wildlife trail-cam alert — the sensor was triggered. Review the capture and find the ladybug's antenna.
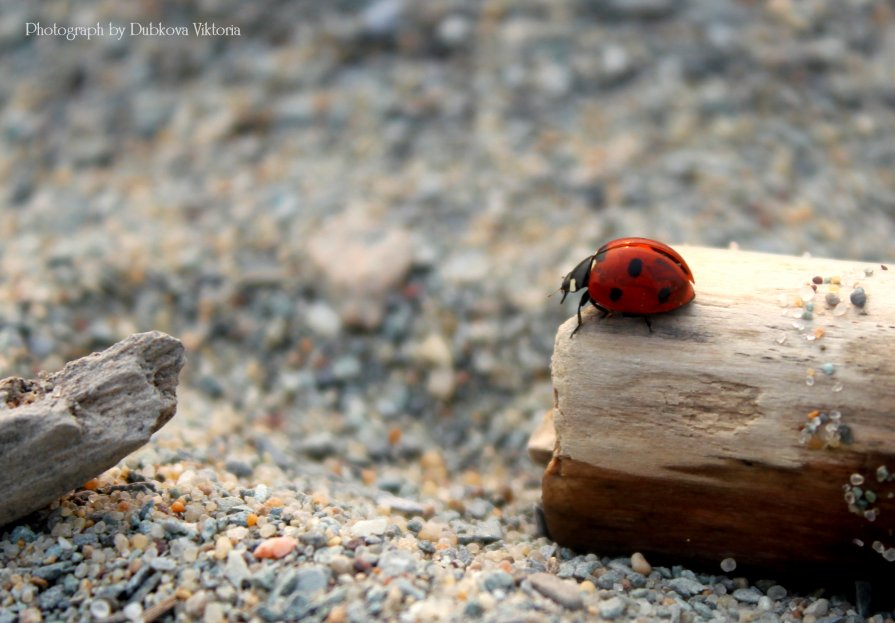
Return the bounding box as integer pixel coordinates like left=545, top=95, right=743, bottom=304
left=547, top=285, right=563, bottom=299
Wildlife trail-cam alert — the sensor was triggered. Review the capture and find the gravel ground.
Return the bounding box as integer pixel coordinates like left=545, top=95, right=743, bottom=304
left=2, top=1, right=895, bottom=621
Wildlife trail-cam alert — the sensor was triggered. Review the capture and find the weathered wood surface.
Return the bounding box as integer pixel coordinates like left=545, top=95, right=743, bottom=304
left=0, top=332, right=185, bottom=527
left=541, top=246, right=895, bottom=579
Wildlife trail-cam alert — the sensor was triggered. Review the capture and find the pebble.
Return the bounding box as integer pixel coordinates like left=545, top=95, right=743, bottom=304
left=293, top=566, right=331, bottom=596
left=482, top=570, right=515, bottom=593
left=667, top=576, right=705, bottom=597
left=598, top=595, right=627, bottom=619
left=349, top=517, right=389, bottom=539
left=306, top=214, right=414, bottom=329
left=253, top=537, right=298, bottom=560
left=630, top=552, right=652, bottom=575
left=805, top=598, right=830, bottom=616
left=720, top=557, right=737, bottom=572
left=225, top=550, right=251, bottom=588
left=732, top=587, right=763, bottom=604
left=415, top=333, right=453, bottom=367
left=766, top=585, right=787, bottom=600
left=305, top=301, right=342, bottom=338
left=377, top=549, right=417, bottom=577
left=529, top=573, right=584, bottom=610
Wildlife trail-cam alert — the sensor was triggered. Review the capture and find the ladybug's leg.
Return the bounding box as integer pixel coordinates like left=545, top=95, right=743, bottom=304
left=643, top=316, right=653, bottom=334
left=570, top=291, right=591, bottom=338
left=589, top=300, right=610, bottom=319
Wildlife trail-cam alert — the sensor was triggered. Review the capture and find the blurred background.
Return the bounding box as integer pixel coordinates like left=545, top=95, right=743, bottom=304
left=2, top=0, right=895, bottom=478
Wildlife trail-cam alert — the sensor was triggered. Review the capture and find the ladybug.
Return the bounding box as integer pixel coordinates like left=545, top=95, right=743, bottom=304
left=560, top=237, right=695, bottom=335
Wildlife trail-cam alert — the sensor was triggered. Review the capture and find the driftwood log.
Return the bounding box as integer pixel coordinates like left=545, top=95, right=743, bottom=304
left=537, top=246, right=895, bottom=582
left=0, top=331, right=185, bottom=527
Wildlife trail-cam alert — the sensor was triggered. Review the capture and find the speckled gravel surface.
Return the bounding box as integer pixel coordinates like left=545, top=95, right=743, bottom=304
left=2, top=1, right=895, bottom=622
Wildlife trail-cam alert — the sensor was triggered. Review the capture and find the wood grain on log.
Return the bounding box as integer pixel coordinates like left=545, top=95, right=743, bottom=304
left=542, top=246, right=895, bottom=579
left=0, top=331, right=185, bottom=527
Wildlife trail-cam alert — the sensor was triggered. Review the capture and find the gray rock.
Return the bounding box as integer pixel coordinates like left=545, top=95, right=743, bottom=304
left=529, top=573, right=583, bottom=610
left=225, top=550, right=251, bottom=588
left=596, top=569, right=624, bottom=589
left=377, top=549, right=417, bottom=577
left=766, top=585, right=787, bottom=600
left=804, top=598, right=829, bottom=616
left=482, top=570, right=515, bottom=592
left=456, top=518, right=502, bottom=544
left=149, top=557, right=177, bottom=572
left=223, top=459, right=253, bottom=478
left=394, top=578, right=426, bottom=601
left=666, top=576, right=706, bottom=597
left=732, top=587, right=762, bottom=604
left=32, top=562, right=72, bottom=582
left=0, top=333, right=184, bottom=527
left=599, top=595, right=627, bottom=619
left=294, top=565, right=331, bottom=596
left=573, top=560, right=601, bottom=580
left=377, top=495, right=427, bottom=516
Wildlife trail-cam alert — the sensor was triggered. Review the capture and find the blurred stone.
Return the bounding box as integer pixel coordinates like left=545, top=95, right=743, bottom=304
left=307, top=213, right=414, bottom=330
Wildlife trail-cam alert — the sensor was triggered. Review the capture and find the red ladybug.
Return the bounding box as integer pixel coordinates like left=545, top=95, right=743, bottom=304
left=560, top=237, right=695, bottom=335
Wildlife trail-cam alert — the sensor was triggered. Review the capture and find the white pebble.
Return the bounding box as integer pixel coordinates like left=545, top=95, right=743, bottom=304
left=123, top=602, right=143, bottom=622
left=203, top=601, right=226, bottom=623
left=306, top=301, right=341, bottom=337
left=426, top=367, right=455, bottom=400
left=89, top=599, right=112, bottom=621
left=804, top=598, right=829, bottom=616
left=630, top=552, right=651, bottom=575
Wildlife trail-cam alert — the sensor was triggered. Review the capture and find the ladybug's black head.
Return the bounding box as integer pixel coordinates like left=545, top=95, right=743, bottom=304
left=560, top=255, right=594, bottom=303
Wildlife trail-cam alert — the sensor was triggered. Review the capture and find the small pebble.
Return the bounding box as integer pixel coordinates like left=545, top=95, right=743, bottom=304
left=732, top=587, right=762, bottom=604
left=666, top=577, right=705, bottom=597
left=253, top=536, right=298, bottom=559
left=349, top=517, right=389, bottom=539
left=529, top=573, right=584, bottom=610
left=850, top=287, right=866, bottom=308
left=214, top=536, right=232, bottom=560
left=598, top=595, right=627, bottom=619
left=766, top=585, right=787, bottom=600
left=89, top=599, right=112, bottom=621
left=804, top=598, right=829, bottom=616
left=630, top=552, right=652, bottom=575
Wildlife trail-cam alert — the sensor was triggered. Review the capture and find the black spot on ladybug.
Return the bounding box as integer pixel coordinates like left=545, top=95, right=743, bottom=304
left=627, top=258, right=643, bottom=278
left=610, top=288, right=623, bottom=302
left=657, top=287, right=672, bottom=304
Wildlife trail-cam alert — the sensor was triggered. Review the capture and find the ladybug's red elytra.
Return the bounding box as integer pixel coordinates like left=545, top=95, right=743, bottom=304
left=560, top=237, right=695, bottom=336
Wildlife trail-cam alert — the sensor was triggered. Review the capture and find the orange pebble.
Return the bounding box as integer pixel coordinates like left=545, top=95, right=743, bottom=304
left=361, top=469, right=376, bottom=486
left=253, top=536, right=298, bottom=559
left=807, top=410, right=820, bottom=419
left=388, top=427, right=402, bottom=445
left=170, top=500, right=185, bottom=513
left=247, top=513, right=258, bottom=527
left=82, top=479, right=99, bottom=491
